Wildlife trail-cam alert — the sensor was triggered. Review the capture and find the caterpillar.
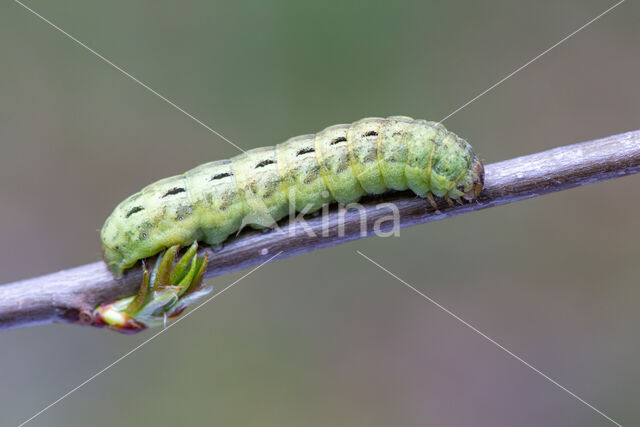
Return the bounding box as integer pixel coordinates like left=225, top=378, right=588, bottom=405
left=94, top=116, right=484, bottom=332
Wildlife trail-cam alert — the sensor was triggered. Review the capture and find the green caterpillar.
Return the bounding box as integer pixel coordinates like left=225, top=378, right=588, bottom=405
left=95, top=116, right=484, bottom=332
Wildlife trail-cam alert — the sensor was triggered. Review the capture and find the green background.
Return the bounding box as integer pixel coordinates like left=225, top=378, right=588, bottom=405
left=1, top=1, right=638, bottom=426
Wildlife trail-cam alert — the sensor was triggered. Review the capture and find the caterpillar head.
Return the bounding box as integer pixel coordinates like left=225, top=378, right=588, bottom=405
left=461, top=155, right=484, bottom=200
left=443, top=155, right=484, bottom=201
left=430, top=147, right=484, bottom=201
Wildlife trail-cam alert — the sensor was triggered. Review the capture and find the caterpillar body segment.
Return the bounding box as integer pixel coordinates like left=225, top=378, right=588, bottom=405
left=314, top=124, right=362, bottom=205
left=98, top=116, right=484, bottom=332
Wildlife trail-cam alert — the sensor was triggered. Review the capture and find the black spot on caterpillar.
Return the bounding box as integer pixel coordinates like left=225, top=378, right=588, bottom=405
left=125, top=206, right=144, bottom=218
left=101, top=116, right=484, bottom=276
left=255, top=159, right=275, bottom=168
left=162, top=187, right=186, bottom=198
left=296, top=147, right=315, bottom=156
left=210, top=172, right=232, bottom=181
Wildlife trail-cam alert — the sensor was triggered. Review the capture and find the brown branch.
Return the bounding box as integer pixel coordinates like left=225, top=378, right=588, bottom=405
left=1, top=129, right=639, bottom=332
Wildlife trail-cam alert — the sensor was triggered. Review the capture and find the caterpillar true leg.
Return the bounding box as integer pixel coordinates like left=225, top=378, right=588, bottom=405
left=93, top=242, right=211, bottom=333
left=425, top=193, right=440, bottom=212
left=444, top=195, right=456, bottom=209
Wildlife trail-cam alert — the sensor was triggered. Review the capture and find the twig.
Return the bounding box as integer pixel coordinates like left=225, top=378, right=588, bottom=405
left=1, top=130, right=639, bottom=332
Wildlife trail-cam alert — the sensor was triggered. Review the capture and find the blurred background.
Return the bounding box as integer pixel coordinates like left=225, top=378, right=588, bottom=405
left=0, top=0, right=638, bottom=426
